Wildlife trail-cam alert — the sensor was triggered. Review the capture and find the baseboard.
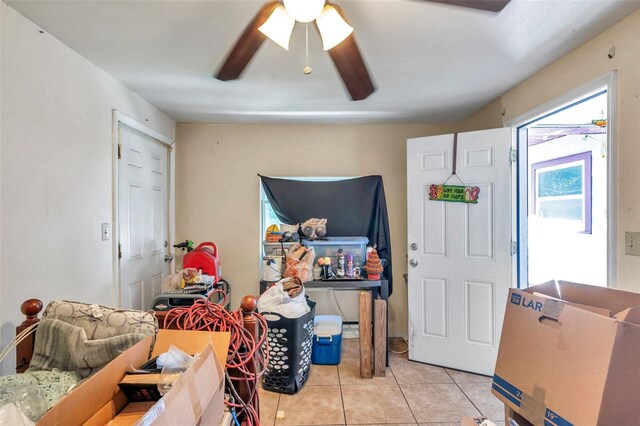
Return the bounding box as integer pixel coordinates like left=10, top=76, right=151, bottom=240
left=342, top=323, right=360, bottom=339
left=342, top=328, right=408, bottom=342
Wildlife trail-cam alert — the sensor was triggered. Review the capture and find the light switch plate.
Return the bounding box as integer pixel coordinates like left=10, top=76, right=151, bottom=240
left=101, top=223, right=111, bottom=241
left=625, top=232, right=640, bottom=256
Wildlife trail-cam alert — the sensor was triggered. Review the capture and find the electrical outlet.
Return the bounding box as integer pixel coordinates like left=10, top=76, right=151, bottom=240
left=625, top=232, right=640, bottom=256
left=101, top=223, right=111, bottom=241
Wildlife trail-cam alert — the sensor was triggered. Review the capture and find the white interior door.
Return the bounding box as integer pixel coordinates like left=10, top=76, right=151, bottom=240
left=118, top=123, right=171, bottom=310
left=407, top=128, right=513, bottom=375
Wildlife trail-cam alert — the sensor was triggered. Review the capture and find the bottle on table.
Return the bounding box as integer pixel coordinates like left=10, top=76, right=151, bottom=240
left=345, top=253, right=354, bottom=278
left=336, top=249, right=345, bottom=278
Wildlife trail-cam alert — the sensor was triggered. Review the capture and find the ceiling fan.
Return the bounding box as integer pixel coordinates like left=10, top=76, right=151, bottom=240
left=215, top=0, right=511, bottom=101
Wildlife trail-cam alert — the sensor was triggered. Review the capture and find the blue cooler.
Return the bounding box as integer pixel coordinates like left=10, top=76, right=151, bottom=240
left=311, top=315, right=343, bottom=365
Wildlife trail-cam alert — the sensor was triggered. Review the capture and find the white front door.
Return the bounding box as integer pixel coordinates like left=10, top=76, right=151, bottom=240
left=407, top=128, right=514, bottom=375
left=118, top=123, right=171, bottom=310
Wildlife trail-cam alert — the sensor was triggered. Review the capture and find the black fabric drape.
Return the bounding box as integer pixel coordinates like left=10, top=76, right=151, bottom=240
left=260, top=175, right=393, bottom=294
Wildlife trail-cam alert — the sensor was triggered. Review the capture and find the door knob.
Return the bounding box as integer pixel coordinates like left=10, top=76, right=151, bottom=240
left=164, top=254, right=173, bottom=263
left=409, top=259, right=418, bottom=267
left=410, top=243, right=418, bottom=251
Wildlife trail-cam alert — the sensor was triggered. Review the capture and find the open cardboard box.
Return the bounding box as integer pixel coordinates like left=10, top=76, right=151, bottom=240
left=36, top=329, right=230, bottom=426
left=492, top=280, right=640, bottom=426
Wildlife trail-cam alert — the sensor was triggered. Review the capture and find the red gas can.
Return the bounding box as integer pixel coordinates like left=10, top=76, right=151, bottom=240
left=183, top=242, right=220, bottom=283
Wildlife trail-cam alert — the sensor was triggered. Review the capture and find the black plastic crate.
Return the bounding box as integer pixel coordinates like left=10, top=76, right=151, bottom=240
left=261, top=298, right=316, bottom=394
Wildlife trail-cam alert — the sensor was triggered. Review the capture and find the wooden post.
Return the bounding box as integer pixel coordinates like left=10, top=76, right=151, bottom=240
left=16, top=299, right=43, bottom=373
left=239, top=295, right=260, bottom=425
left=374, top=299, right=387, bottom=377
left=358, top=291, right=373, bottom=379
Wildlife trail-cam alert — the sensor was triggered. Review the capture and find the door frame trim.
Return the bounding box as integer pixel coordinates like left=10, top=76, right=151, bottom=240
left=112, top=110, right=176, bottom=307
left=506, top=72, right=617, bottom=288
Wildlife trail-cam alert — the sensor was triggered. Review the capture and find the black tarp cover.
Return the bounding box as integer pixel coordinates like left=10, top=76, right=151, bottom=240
left=260, top=175, right=393, bottom=294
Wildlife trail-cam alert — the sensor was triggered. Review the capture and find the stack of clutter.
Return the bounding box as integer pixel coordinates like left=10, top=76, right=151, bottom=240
left=265, top=224, right=283, bottom=243
left=265, top=223, right=300, bottom=243
left=181, top=268, right=216, bottom=290
left=161, top=268, right=216, bottom=294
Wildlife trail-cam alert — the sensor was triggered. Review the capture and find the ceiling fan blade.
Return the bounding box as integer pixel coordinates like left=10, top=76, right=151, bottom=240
left=323, top=5, right=375, bottom=101
left=215, top=1, right=280, bottom=81
left=426, top=0, right=511, bottom=12
left=327, top=35, right=375, bottom=101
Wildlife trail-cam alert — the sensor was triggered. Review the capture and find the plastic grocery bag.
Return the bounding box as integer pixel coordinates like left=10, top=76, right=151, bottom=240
left=0, top=403, right=34, bottom=426
left=0, top=384, right=46, bottom=425
left=283, top=243, right=315, bottom=283
left=257, top=278, right=310, bottom=319
left=161, top=268, right=201, bottom=292
left=279, top=223, right=299, bottom=234
left=157, top=345, right=197, bottom=396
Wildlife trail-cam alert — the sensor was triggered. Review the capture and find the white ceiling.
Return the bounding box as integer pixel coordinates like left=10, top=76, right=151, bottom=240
left=6, top=0, right=640, bottom=123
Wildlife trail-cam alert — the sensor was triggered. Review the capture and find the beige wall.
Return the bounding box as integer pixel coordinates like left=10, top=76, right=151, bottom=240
left=454, top=9, right=640, bottom=292
left=0, top=3, right=175, bottom=375
left=176, top=123, right=452, bottom=337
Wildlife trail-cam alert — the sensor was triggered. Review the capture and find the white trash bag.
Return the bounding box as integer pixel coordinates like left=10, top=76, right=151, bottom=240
left=257, top=277, right=310, bottom=319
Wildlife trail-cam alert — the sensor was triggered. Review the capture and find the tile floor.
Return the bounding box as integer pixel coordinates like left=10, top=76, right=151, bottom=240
left=259, top=339, right=505, bottom=426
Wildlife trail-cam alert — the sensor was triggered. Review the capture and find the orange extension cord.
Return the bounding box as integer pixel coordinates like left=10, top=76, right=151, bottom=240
left=163, top=289, right=269, bottom=426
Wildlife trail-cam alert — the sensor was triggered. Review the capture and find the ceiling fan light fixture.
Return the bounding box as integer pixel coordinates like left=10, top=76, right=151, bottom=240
left=258, top=4, right=295, bottom=50
left=316, top=4, right=353, bottom=50
left=283, top=0, right=325, bottom=23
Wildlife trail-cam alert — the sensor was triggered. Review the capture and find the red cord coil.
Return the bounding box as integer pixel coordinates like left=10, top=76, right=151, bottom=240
left=163, top=289, right=268, bottom=426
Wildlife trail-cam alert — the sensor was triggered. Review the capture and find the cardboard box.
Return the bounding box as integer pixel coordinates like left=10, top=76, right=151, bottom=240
left=109, top=329, right=230, bottom=426
left=504, top=404, right=534, bottom=426
left=133, top=339, right=227, bottom=425
left=108, top=403, right=157, bottom=426
left=36, top=329, right=230, bottom=426
left=492, top=281, right=640, bottom=426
